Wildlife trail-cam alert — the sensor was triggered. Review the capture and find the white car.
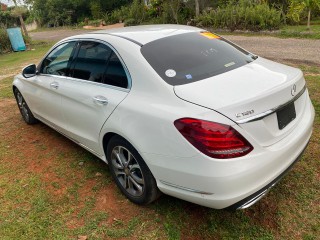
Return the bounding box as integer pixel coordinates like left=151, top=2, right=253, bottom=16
left=13, top=25, right=315, bottom=209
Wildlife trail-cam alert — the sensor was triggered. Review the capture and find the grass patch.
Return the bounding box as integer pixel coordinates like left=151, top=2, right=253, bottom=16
left=0, top=43, right=53, bottom=76
left=279, top=24, right=320, bottom=39
left=104, top=217, right=139, bottom=238
left=0, top=174, right=67, bottom=239
left=29, top=26, right=86, bottom=33
left=215, top=23, right=320, bottom=39
left=0, top=77, right=13, bottom=99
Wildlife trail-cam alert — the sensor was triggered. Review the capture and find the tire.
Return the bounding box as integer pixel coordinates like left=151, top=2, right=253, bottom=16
left=107, top=136, right=160, bottom=205
left=14, top=88, right=38, bottom=125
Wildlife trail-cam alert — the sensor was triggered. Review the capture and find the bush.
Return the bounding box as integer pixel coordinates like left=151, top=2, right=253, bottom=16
left=104, top=0, right=147, bottom=26
left=0, top=11, right=19, bottom=28
left=195, top=0, right=282, bottom=31
left=104, top=0, right=192, bottom=26
left=0, top=28, right=12, bottom=53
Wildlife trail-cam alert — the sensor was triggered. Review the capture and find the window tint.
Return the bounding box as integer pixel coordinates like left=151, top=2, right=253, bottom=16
left=41, top=42, right=76, bottom=76
left=71, top=41, right=128, bottom=89
left=104, top=52, right=128, bottom=88
left=72, top=42, right=112, bottom=82
left=141, top=32, right=257, bottom=85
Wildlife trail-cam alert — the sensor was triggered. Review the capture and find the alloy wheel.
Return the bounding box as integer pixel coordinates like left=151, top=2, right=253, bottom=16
left=110, top=146, right=144, bottom=197
left=16, top=91, right=30, bottom=122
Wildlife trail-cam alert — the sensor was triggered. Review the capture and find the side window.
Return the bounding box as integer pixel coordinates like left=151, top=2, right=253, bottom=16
left=41, top=42, right=76, bottom=76
left=72, top=42, right=112, bottom=82
left=104, top=52, right=128, bottom=88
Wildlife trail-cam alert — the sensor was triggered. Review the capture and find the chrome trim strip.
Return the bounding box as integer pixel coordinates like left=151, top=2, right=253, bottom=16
left=35, top=115, right=104, bottom=158
left=237, top=188, right=269, bottom=209
left=38, top=74, right=130, bottom=93
left=237, top=182, right=277, bottom=209
left=236, top=85, right=306, bottom=124
left=160, top=180, right=213, bottom=195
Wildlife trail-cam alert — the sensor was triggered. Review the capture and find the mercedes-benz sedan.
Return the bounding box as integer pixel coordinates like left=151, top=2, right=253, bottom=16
left=13, top=25, right=314, bottom=209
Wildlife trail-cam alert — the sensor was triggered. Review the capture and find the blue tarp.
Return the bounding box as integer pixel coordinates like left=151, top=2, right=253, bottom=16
left=6, top=27, right=26, bottom=52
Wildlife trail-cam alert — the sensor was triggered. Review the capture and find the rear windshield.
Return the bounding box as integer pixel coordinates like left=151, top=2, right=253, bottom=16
left=141, top=32, right=257, bottom=85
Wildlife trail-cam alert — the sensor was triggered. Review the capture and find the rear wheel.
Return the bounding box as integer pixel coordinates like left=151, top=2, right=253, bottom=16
left=14, top=88, right=38, bottom=124
left=107, top=136, right=160, bottom=205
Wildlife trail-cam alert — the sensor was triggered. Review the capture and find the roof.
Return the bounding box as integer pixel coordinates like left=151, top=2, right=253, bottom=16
left=92, top=24, right=203, bottom=45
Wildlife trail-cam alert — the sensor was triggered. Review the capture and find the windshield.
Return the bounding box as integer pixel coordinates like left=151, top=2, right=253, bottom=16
left=141, top=32, right=257, bottom=85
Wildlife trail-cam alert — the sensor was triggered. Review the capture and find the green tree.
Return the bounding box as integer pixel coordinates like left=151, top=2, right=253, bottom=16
left=27, top=0, right=131, bottom=26
left=287, top=0, right=320, bottom=29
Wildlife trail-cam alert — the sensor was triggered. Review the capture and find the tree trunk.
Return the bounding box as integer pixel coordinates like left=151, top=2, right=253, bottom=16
left=12, top=0, right=29, bottom=37
left=307, top=8, right=311, bottom=30
left=195, top=0, right=200, bottom=17
left=19, top=15, right=29, bottom=37
left=169, top=0, right=180, bottom=24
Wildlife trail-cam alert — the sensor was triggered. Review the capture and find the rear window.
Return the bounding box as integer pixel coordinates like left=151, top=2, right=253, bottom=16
left=141, top=32, right=257, bottom=85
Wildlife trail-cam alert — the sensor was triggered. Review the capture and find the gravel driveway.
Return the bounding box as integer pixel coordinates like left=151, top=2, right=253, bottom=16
left=225, top=35, right=320, bottom=66
left=30, top=29, right=320, bottom=66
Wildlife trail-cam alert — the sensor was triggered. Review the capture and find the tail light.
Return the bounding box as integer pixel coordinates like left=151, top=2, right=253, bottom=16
left=174, top=118, right=253, bottom=159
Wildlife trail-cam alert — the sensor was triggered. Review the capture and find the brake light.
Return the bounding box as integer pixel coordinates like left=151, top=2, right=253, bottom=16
left=174, top=118, right=253, bottom=159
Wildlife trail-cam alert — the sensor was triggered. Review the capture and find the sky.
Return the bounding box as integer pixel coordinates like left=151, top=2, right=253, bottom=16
left=1, top=0, right=15, bottom=6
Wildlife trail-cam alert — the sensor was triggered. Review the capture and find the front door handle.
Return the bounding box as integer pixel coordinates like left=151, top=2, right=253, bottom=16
left=50, top=82, right=59, bottom=89
left=93, top=96, right=108, bottom=105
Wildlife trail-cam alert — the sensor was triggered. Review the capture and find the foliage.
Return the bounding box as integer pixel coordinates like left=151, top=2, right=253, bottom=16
left=10, top=6, right=28, bottom=18
left=0, top=9, right=20, bottom=28
left=0, top=29, right=12, bottom=53
left=287, top=0, right=320, bottom=23
left=104, top=0, right=195, bottom=26
left=195, top=0, right=282, bottom=31
left=26, top=0, right=132, bottom=27
left=105, top=0, right=147, bottom=26
left=19, top=0, right=319, bottom=32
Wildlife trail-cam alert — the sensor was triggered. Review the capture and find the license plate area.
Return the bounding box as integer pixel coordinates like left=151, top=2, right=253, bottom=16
left=277, top=102, right=296, bottom=130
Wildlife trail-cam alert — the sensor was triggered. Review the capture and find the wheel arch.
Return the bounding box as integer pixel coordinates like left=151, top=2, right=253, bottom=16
left=101, top=131, right=151, bottom=170
left=102, top=132, right=117, bottom=157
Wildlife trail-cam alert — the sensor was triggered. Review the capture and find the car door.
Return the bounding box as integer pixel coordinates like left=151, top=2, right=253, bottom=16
left=58, top=40, right=130, bottom=155
left=24, top=41, right=77, bottom=131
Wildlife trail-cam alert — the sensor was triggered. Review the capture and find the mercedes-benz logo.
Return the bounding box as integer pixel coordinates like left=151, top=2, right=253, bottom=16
left=291, top=84, right=297, bottom=96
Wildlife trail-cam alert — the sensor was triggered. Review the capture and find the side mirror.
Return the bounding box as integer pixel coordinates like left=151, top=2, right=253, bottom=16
left=22, top=64, right=37, bottom=78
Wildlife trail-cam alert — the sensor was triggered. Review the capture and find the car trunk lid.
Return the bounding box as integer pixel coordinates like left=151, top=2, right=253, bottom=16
left=174, top=57, right=307, bottom=146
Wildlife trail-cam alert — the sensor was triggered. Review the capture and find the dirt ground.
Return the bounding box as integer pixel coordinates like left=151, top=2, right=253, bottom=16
left=30, top=27, right=320, bottom=66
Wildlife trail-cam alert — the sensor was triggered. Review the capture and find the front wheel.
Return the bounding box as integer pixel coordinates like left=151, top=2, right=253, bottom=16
left=14, top=88, right=38, bottom=124
left=107, top=136, right=160, bottom=205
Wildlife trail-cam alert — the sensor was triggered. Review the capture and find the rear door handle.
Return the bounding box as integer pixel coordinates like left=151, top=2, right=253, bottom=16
left=93, top=95, right=108, bottom=105
left=50, top=82, right=59, bottom=89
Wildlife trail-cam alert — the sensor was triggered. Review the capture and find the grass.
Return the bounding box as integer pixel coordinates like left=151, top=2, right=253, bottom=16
left=29, top=25, right=87, bottom=33
left=0, top=44, right=319, bottom=239
left=0, top=43, right=53, bottom=77
left=0, top=77, right=13, bottom=99
left=278, top=24, right=320, bottom=39
left=215, top=22, right=320, bottom=39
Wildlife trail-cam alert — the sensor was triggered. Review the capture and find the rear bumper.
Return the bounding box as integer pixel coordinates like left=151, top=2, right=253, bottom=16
left=225, top=143, right=308, bottom=210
